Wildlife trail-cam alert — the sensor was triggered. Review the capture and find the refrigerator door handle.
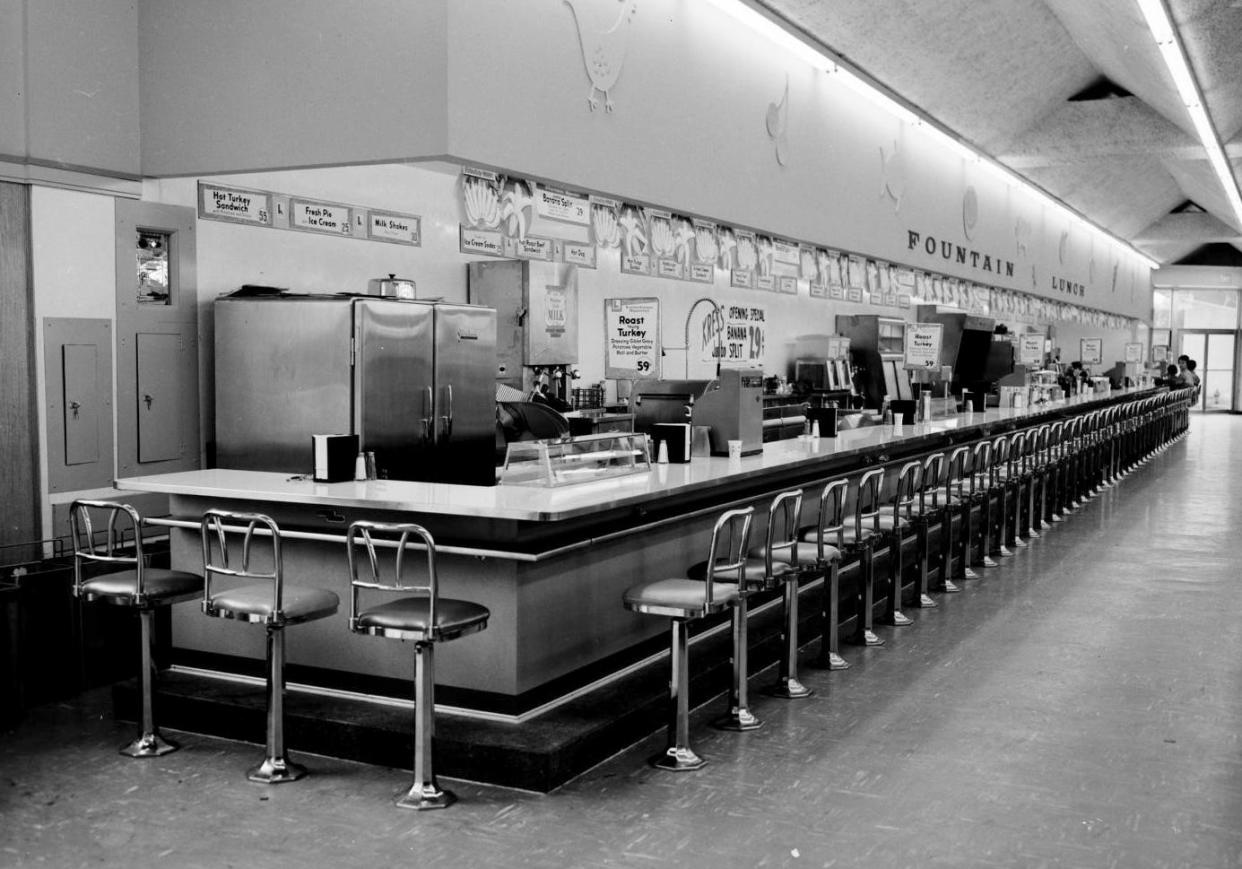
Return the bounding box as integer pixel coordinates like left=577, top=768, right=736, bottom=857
left=421, top=386, right=434, bottom=442
left=439, top=385, right=453, bottom=444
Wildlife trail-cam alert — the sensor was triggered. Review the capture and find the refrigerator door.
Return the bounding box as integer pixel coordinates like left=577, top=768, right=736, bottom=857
left=214, top=297, right=353, bottom=472
left=354, top=298, right=435, bottom=481
left=433, top=303, right=498, bottom=486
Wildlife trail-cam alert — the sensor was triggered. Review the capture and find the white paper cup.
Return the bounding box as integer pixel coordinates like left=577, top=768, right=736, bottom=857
left=656, top=440, right=669, bottom=464
left=727, top=439, right=743, bottom=460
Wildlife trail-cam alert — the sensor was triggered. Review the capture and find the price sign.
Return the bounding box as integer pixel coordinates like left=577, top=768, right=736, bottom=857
left=604, top=298, right=660, bottom=380
left=1124, top=342, right=1143, bottom=363
left=903, top=323, right=943, bottom=370
left=198, top=183, right=271, bottom=226
left=1018, top=334, right=1044, bottom=366
left=1080, top=337, right=1103, bottom=366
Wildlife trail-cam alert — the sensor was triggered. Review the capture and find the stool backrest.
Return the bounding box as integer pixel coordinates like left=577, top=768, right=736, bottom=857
left=969, top=441, right=992, bottom=494
left=855, top=468, right=886, bottom=538
left=921, top=453, right=946, bottom=512
left=989, top=436, right=1009, bottom=485
left=200, top=509, right=285, bottom=618
left=1048, top=421, right=1064, bottom=457
left=946, top=446, right=971, bottom=501
left=346, top=521, right=438, bottom=631
left=811, top=478, right=849, bottom=563
left=762, top=490, right=803, bottom=575
left=69, top=500, right=145, bottom=597
left=704, top=507, right=754, bottom=605
left=891, top=460, right=922, bottom=524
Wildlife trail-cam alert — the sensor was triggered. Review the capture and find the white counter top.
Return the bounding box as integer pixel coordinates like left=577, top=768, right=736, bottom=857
left=115, top=391, right=1144, bottom=522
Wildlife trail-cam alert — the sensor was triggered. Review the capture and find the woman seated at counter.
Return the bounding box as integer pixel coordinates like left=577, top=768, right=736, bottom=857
left=495, top=383, right=571, bottom=462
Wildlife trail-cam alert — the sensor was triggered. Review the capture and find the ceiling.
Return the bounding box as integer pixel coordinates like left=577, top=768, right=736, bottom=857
left=761, top=0, right=1242, bottom=267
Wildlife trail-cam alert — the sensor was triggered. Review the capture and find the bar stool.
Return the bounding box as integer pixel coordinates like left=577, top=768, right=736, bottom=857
left=942, top=446, right=979, bottom=583
left=745, top=490, right=813, bottom=699
left=623, top=507, right=754, bottom=769
left=1008, top=428, right=1035, bottom=549
left=875, top=460, right=920, bottom=625
left=845, top=467, right=886, bottom=646
left=917, top=452, right=956, bottom=598
left=969, top=439, right=998, bottom=569
left=1027, top=424, right=1049, bottom=538
left=200, top=509, right=340, bottom=783
left=69, top=500, right=203, bottom=757
left=800, top=478, right=850, bottom=670
left=346, top=521, right=489, bottom=809
left=687, top=491, right=799, bottom=723
left=985, top=435, right=1015, bottom=560
left=1045, top=420, right=1067, bottom=524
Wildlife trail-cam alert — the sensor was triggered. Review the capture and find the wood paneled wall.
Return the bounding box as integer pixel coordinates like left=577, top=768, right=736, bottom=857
left=0, top=182, right=39, bottom=552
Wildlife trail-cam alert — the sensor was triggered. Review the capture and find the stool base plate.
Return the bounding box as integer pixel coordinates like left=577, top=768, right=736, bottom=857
left=883, top=611, right=913, bottom=627
left=997, top=545, right=1015, bottom=557
left=651, top=747, right=706, bottom=771
left=815, top=651, right=850, bottom=670
left=916, top=594, right=938, bottom=608
left=767, top=678, right=813, bottom=699
left=397, top=783, right=457, bottom=810
left=934, top=579, right=960, bottom=593
left=961, top=567, right=980, bottom=580
left=977, top=556, right=999, bottom=568
left=120, top=732, right=179, bottom=758
left=247, top=757, right=307, bottom=784
left=852, top=629, right=885, bottom=647
left=713, top=709, right=763, bottom=731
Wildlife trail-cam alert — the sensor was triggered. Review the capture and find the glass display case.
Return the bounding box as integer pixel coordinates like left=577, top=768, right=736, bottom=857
left=499, top=433, right=652, bottom=487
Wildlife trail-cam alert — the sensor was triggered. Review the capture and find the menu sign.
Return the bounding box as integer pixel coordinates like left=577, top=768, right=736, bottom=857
left=290, top=199, right=353, bottom=236
left=535, top=186, right=590, bottom=225
left=198, top=183, right=271, bottom=226
left=605, top=298, right=660, bottom=379
left=1124, top=342, right=1143, bottom=363
left=1018, top=334, right=1044, bottom=365
left=368, top=211, right=421, bottom=246
left=1080, top=337, right=1104, bottom=366
left=903, top=323, right=943, bottom=370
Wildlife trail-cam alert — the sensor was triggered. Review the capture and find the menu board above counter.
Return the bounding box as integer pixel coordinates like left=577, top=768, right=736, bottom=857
left=197, top=181, right=421, bottom=246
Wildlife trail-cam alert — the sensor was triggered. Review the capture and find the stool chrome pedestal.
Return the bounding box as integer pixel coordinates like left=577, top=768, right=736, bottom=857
left=200, top=510, right=340, bottom=785
left=69, top=500, right=203, bottom=759
left=624, top=507, right=756, bottom=769
left=345, top=521, right=490, bottom=808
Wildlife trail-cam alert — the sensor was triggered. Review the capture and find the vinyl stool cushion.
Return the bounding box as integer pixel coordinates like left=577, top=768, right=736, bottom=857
left=80, top=568, right=202, bottom=605
left=623, top=578, right=739, bottom=618
left=207, top=584, right=340, bottom=624
left=686, top=558, right=794, bottom=588
left=356, top=597, right=490, bottom=641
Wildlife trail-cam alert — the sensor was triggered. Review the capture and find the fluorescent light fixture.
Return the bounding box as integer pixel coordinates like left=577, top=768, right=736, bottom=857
left=1136, top=0, right=1242, bottom=228
left=701, top=0, right=1161, bottom=269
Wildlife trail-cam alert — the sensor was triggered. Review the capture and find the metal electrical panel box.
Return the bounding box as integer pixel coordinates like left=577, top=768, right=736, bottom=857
left=467, top=260, right=578, bottom=389
left=44, top=318, right=114, bottom=493
left=135, top=331, right=184, bottom=463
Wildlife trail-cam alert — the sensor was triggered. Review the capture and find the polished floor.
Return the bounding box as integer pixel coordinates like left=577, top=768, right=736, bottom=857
left=3, top=414, right=1241, bottom=868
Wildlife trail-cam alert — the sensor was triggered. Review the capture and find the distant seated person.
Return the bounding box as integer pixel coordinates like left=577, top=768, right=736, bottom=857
left=1162, top=364, right=1186, bottom=387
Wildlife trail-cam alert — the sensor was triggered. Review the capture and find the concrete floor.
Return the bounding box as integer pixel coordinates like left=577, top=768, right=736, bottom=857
left=3, top=413, right=1240, bottom=868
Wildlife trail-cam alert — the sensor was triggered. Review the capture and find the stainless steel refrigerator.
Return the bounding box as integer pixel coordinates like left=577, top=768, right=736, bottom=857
left=214, top=294, right=498, bottom=486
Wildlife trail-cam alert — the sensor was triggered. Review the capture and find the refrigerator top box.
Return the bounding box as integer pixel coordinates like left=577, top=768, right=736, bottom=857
left=214, top=294, right=498, bottom=486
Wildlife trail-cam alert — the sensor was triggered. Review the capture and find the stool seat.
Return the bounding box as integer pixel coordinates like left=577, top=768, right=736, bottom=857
left=356, top=597, right=490, bottom=641
left=687, top=557, right=793, bottom=588
left=80, top=568, right=203, bottom=606
left=796, top=529, right=844, bottom=561
left=624, top=577, right=739, bottom=619
left=206, top=584, right=340, bottom=625
left=71, top=499, right=203, bottom=760
left=747, top=544, right=815, bottom=568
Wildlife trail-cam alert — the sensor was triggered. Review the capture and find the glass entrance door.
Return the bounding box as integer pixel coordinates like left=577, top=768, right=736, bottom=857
left=1179, top=331, right=1236, bottom=412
